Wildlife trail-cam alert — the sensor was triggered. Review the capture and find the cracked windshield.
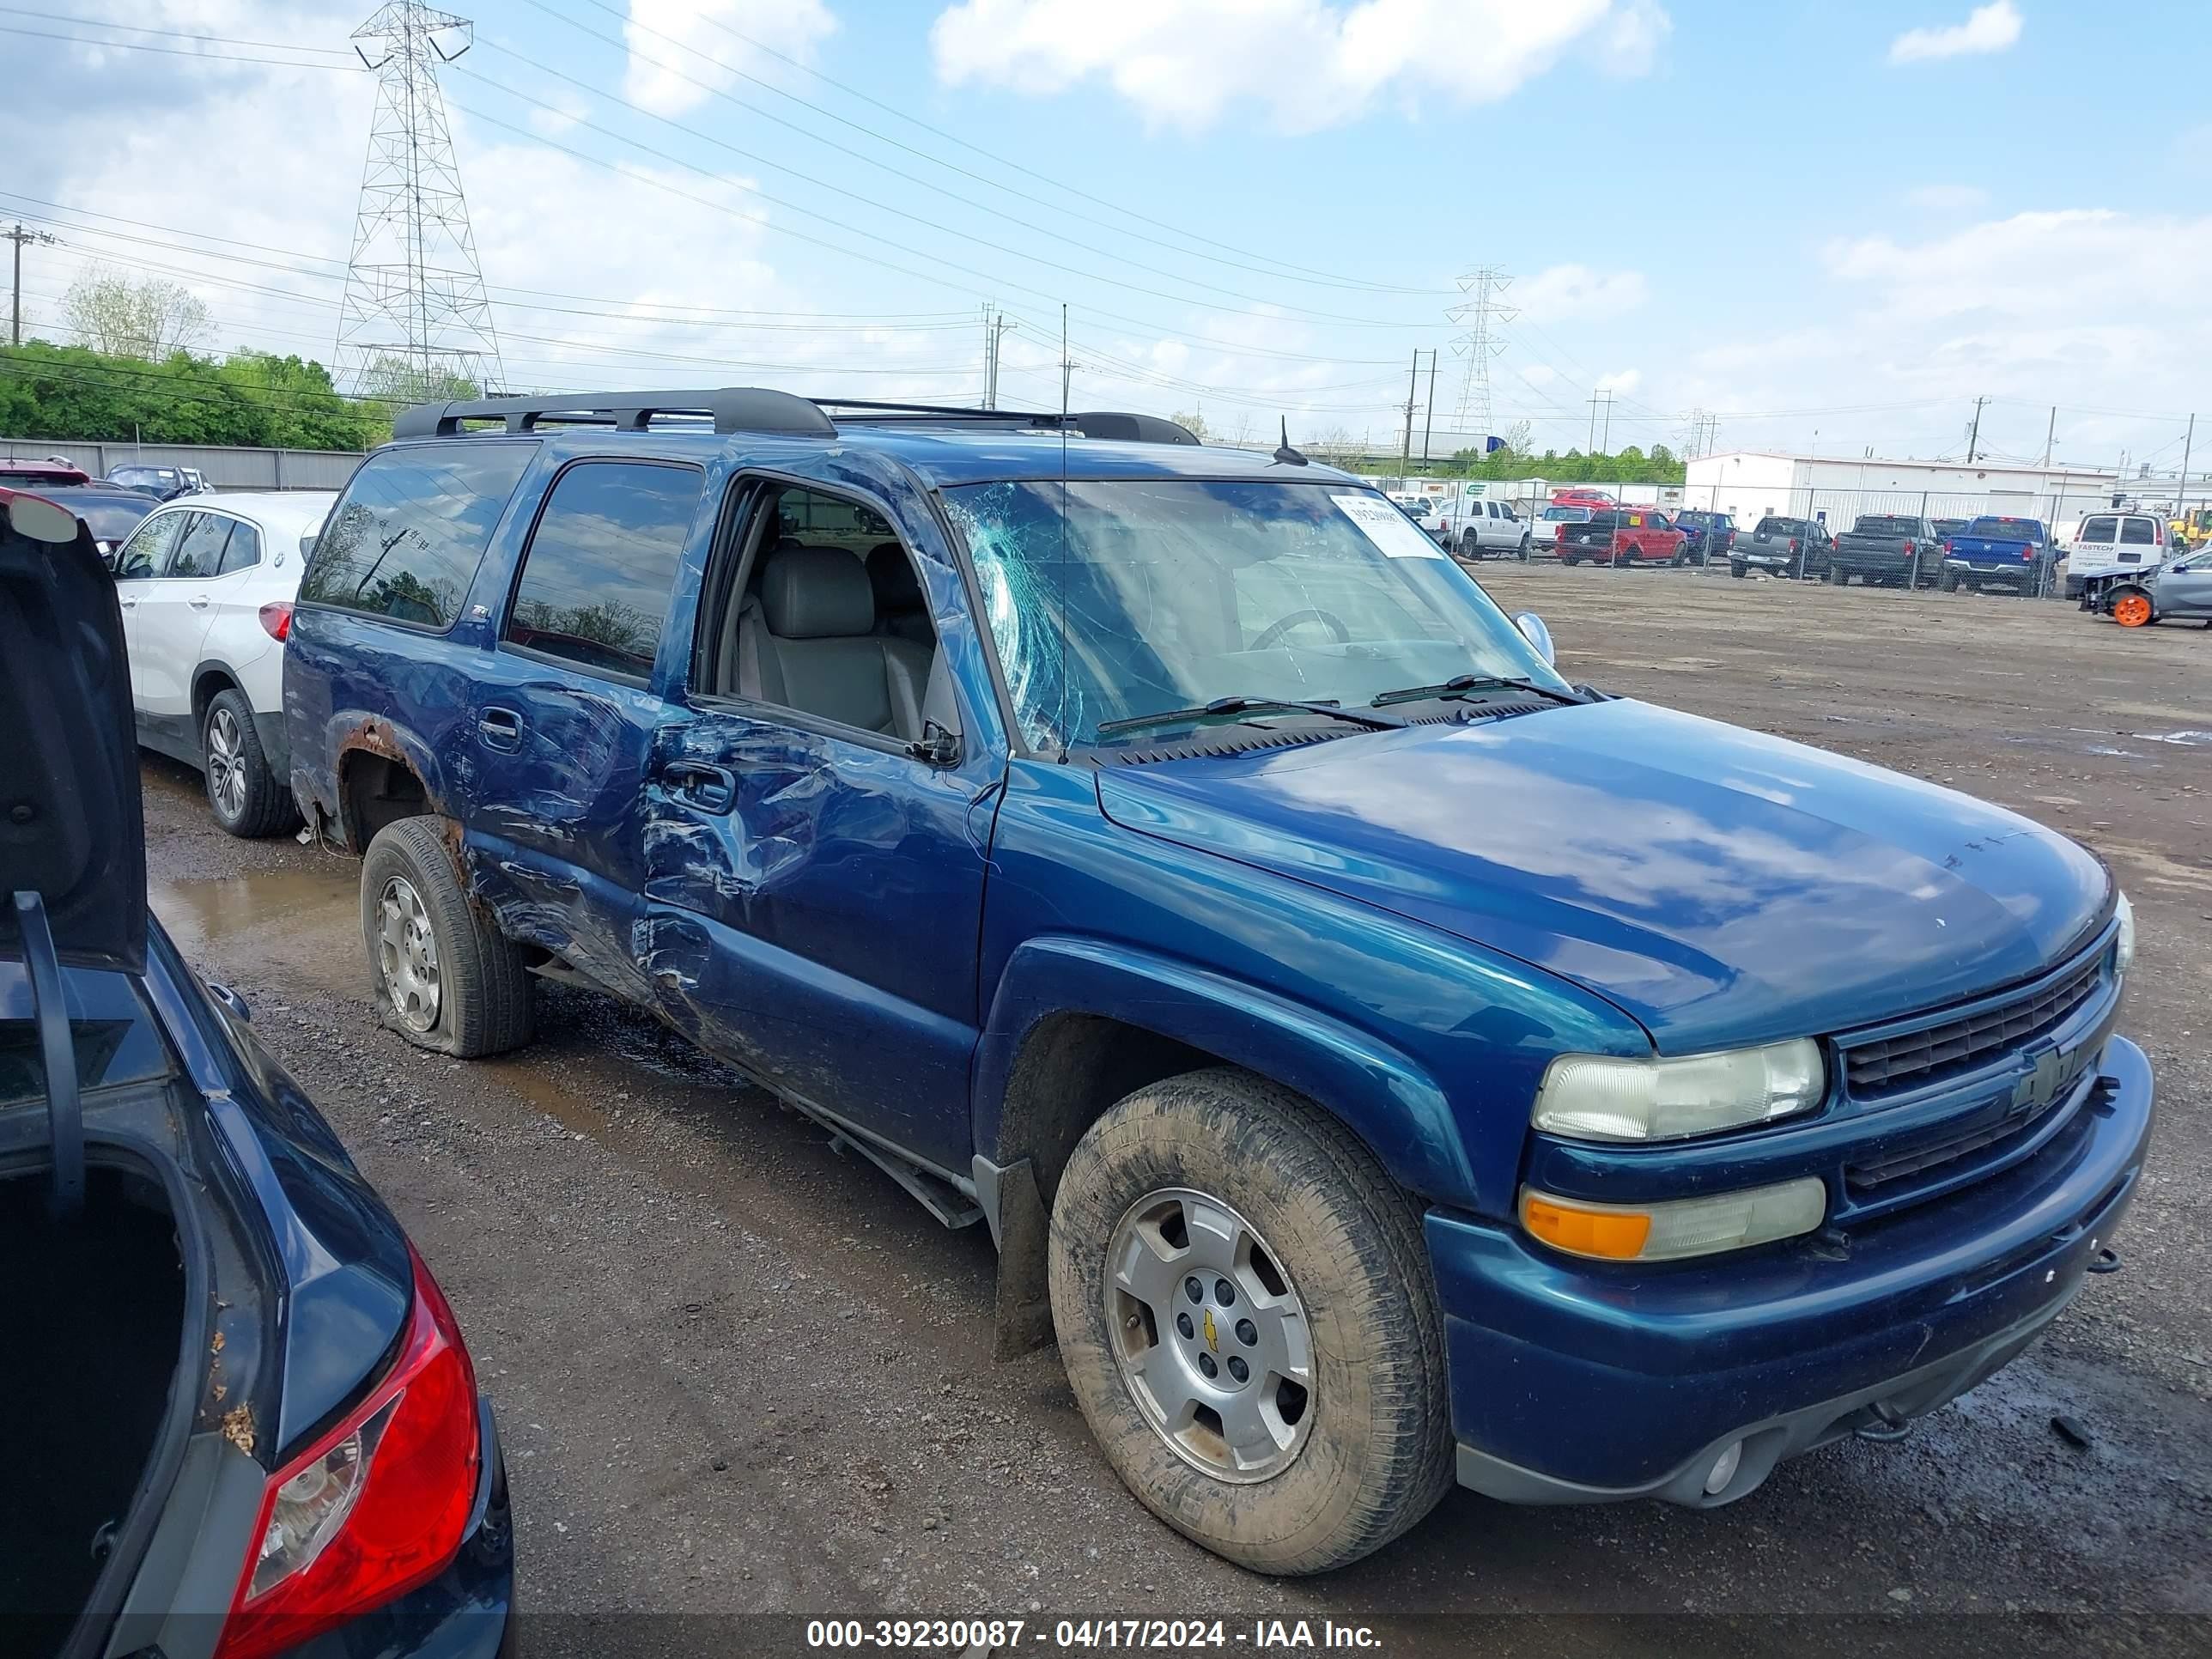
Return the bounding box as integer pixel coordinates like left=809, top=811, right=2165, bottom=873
left=943, top=478, right=1568, bottom=748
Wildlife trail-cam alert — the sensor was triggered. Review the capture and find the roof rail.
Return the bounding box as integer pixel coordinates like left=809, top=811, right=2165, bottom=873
left=390, top=387, right=837, bottom=441
left=389, top=386, right=1199, bottom=447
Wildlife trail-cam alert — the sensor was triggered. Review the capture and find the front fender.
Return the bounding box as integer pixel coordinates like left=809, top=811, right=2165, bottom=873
left=975, top=935, right=1478, bottom=1209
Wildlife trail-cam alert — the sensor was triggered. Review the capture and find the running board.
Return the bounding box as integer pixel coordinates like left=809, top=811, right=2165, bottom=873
left=829, top=1133, right=985, bottom=1231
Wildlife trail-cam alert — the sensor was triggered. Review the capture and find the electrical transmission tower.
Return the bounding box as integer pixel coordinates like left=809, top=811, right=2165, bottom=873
left=1446, top=266, right=1514, bottom=443
left=334, top=2, right=505, bottom=399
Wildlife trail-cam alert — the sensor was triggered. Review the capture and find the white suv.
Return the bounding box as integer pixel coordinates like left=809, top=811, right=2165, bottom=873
left=111, top=491, right=336, bottom=836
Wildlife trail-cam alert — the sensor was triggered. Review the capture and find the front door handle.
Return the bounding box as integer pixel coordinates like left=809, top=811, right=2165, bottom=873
left=477, top=707, right=523, bottom=750
left=660, top=761, right=737, bottom=813
left=189, top=595, right=210, bottom=610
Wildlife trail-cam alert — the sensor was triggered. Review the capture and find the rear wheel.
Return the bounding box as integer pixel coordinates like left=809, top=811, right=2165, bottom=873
left=1828, top=566, right=1848, bottom=586
left=201, top=689, right=297, bottom=839
left=1517, top=535, right=1532, bottom=561
left=1938, top=568, right=1959, bottom=592
left=1048, top=1069, right=1454, bottom=1576
left=1729, top=560, right=1747, bottom=579
left=2112, top=590, right=2154, bottom=628
left=361, top=817, right=537, bottom=1057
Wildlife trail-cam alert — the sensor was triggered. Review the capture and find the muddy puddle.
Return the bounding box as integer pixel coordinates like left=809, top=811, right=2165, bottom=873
left=149, top=867, right=360, bottom=981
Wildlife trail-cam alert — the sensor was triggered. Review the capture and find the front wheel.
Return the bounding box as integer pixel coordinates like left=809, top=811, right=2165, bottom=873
left=361, top=817, right=537, bottom=1057
left=1048, top=1070, right=1454, bottom=1576
left=2112, top=590, right=2154, bottom=628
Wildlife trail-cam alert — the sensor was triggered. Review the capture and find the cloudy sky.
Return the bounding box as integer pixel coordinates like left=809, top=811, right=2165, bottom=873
left=4, top=0, right=2209, bottom=471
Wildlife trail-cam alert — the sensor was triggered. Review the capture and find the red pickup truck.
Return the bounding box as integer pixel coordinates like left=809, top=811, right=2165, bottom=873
left=1557, top=507, right=1685, bottom=566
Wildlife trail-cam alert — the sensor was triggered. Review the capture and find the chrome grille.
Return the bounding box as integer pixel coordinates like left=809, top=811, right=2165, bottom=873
left=1843, top=956, right=2104, bottom=1095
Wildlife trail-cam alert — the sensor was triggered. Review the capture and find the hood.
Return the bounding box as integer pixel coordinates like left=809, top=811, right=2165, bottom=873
left=1097, top=701, right=2110, bottom=1052
left=0, top=489, right=145, bottom=974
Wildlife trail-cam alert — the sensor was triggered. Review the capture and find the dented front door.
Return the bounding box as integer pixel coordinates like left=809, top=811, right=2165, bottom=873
left=636, top=708, right=994, bottom=1176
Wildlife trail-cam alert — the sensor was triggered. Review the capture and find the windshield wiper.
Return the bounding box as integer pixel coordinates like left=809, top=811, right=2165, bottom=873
left=1095, top=695, right=1405, bottom=738
left=1369, top=673, right=1585, bottom=709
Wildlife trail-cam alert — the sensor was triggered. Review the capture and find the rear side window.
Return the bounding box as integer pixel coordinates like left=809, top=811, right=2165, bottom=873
left=165, top=512, right=232, bottom=577
left=216, top=520, right=262, bottom=574
left=503, top=460, right=702, bottom=682
left=302, top=442, right=535, bottom=629
left=2119, top=517, right=2155, bottom=545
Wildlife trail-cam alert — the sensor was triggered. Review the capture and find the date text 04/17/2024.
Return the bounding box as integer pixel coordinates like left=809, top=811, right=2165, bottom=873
left=803, top=1619, right=1384, bottom=1650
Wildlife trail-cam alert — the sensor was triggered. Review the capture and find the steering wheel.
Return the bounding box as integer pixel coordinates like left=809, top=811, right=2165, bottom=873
left=1249, top=608, right=1352, bottom=652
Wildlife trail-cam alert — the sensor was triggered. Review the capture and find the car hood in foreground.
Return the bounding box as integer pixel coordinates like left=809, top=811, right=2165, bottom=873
left=0, top=493, right=145, bottom=973
left=1096, top=700, right=2111, bottom=1052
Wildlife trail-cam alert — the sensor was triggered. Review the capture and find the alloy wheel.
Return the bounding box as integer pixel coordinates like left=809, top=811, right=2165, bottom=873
left=1103, top=1187, right=1314, bottom=1484
left=205, top=706, right=247, bottom=823
left=375, top=876, right=442, bottom=1031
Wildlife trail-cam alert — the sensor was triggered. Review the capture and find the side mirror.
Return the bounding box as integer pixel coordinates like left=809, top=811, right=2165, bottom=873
left=1513, top=611, right=1556, bottom=665
left=5, top=493, right=78, bottom=544
left=907, top=720, right=962, bottom=767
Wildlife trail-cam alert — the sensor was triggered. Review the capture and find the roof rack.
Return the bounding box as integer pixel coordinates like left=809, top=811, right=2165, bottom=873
left=389, top=386, right=1200, bottom=447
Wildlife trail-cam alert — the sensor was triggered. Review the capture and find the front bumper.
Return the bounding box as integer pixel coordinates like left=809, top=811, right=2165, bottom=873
left=1431, top=1033, right=2152, bottom=1506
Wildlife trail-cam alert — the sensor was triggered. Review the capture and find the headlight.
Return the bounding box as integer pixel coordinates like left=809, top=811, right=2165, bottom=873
left=1531, top=1038, right=1826, bottom=1142
left=1521, top=1177, right=1828, bottom=1262
left=2114, top=890, right=2135, bottom=978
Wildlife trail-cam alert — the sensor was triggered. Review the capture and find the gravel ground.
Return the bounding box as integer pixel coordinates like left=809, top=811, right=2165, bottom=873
left=141, top=566, right=2212, bottom=1656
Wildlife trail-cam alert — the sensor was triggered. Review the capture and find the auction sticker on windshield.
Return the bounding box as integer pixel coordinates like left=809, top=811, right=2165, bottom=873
left=1333, top=492, right=1443, bottom=559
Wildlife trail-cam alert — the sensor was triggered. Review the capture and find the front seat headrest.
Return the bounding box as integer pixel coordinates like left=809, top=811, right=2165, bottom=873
left=761, top=546, right=875, bottom=639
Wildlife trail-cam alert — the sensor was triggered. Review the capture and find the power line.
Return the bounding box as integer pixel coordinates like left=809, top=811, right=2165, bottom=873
left=0, top=21, right=362, bottom=70
left=24, top=8, right=355, bottom=54
left=540, top=0, right=1444, bottom=297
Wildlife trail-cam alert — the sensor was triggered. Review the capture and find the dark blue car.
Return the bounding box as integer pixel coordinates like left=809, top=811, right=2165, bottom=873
left=283, top=389, right=2150, bottom=1575
left=0, top=489, right=511, bottom=1657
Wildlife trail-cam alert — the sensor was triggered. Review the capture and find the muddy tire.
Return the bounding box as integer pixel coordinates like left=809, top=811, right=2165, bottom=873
left=360, top=817, right=535, bottom=1058
left=1048, top=1068, right=1454, bottom=1576
left=201, top=689, right=297, bottom=839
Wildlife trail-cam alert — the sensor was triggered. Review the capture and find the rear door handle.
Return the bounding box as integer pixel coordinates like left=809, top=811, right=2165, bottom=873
left=477, top=707, right=523, bottom=750
left=661, top=761, right=737, bottom=813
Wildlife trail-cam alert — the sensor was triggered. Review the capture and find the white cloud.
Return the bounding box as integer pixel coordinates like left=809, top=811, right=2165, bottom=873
left=1904, top=183, right=1989, bottom=211
left=1889, top=0, right=2022, bottom=64
left=930, top=0, right=1668, bottom=134
left=1516, top=264, right=1648, bottom=322
left=622, top=0, right=837, bottom=118
left=1595, top=368, right=1643, bottom=395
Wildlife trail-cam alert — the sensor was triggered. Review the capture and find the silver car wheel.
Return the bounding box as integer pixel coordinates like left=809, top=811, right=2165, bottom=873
left=375, top=875, right=441, bottom=1032
left=1103, top=1187, right=1314, bottom=1484
left=205, top=705, right=247, bottom=822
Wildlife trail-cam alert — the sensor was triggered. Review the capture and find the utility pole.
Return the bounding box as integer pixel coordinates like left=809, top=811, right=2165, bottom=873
left=1588, top=392, right=1600, bottom=454
left=1398, top=349, right=1419, bottom=491
left=1966, top=395, right=1987, bottom=464
left=1599, top=390, right=1614, bottom=453
left=2177, top=413, right=2197, bottom=525
left=1420, top=349, right=1437, bottom=471
left=5, top=223, right=58, bottom=347
left=982, top=308, right=1015, bottom=408
left=2042, top=404, right=2056, bottom=468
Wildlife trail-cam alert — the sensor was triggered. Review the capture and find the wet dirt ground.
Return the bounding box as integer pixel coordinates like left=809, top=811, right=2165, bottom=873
left=143, top=567, right=2211, bottom=1656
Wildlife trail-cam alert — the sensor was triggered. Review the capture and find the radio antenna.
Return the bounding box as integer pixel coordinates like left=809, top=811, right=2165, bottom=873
left=1054, top=302, right=1073, bottom=755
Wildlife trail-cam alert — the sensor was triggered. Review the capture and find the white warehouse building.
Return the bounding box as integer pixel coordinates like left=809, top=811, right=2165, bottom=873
left=1682, top=451, right=2119, bottom=532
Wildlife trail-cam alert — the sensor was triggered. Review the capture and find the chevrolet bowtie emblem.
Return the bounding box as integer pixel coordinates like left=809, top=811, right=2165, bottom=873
left=1202, top=1308, right=1218, bottom=1352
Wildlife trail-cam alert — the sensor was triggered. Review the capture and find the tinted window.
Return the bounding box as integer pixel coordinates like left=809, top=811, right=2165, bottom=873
left=216, top=520, right=262, bottom=574
left=302, top=442, right=535, bottom=629
left=2119, top=517, right=2155, bottom=545
left=2079, top=516, right=2117, bottom=543
left=114, top=509, right=184, bottom=580
left=165, top=513, right=232, bottom=577
left=504, top=461, right=702, bottom=681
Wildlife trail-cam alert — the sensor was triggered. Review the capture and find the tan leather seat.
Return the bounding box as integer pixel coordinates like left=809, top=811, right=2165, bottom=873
left=736, top=545, right=930, bottom=740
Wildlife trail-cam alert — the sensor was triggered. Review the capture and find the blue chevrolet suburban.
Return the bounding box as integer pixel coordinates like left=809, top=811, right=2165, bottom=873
left=283, top=388, right=2152, bottom=1575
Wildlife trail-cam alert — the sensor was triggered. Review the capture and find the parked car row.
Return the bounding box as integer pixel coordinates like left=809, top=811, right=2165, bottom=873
left=2, top=487, right=514, bottom=1659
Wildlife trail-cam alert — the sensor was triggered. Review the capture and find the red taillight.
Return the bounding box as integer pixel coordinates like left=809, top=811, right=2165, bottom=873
left=215, top=1249, right=480, bottom=1659
left=258, top=601, right=293, bottom=642
left=1903, top=540, right=1916, bottom=554
left=1943, top=541, right=1955, bottom=556
left=1788, top=538, right=1799, bottom=553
